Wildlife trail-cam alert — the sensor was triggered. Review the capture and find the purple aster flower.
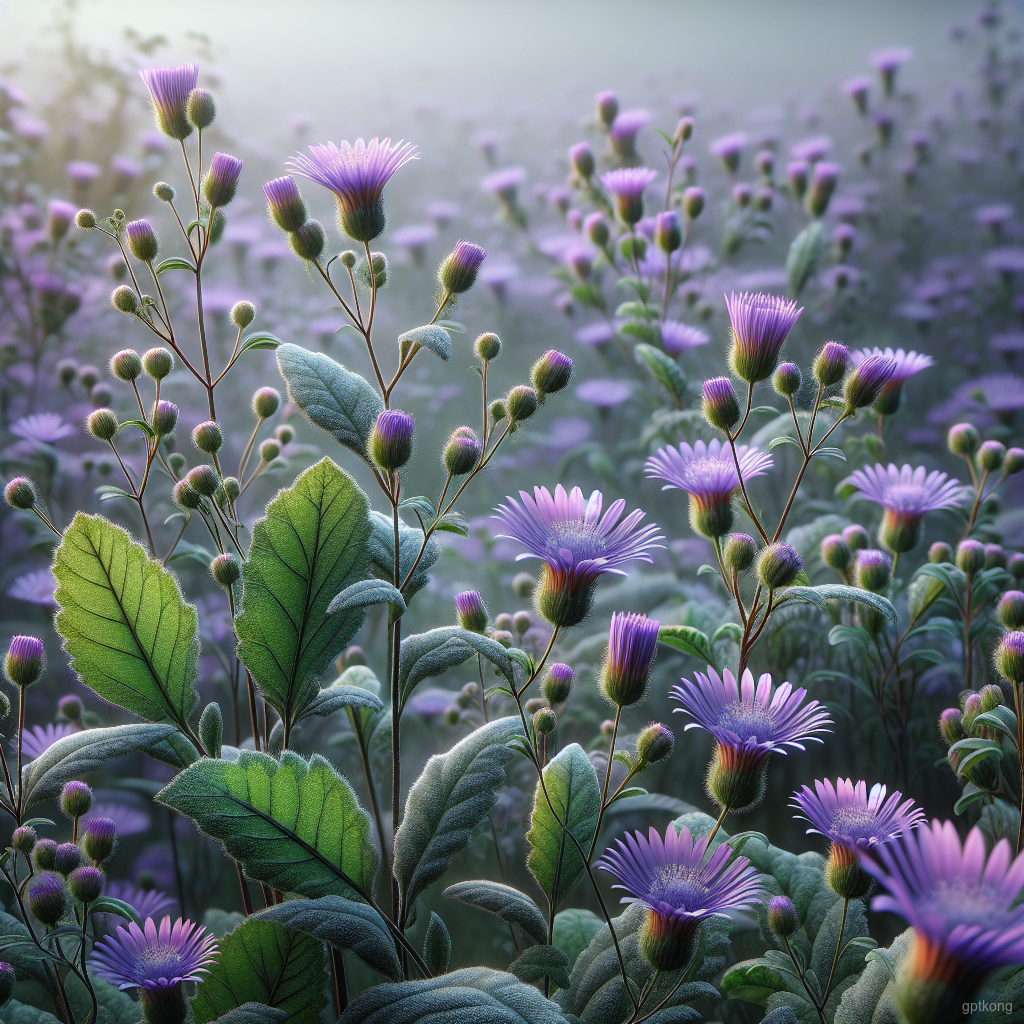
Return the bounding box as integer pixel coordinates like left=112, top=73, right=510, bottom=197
left=426, top=200, right=459, bottom=227
left=86, top=803, right=152, bottom=838
left=725, top=291, right=803, bottom=384
left=790, top=135, right=831, bottom=163
left=18, top=723, right=76, bottom=760
left=103, top=880, right=176, bottom=921
left=139, top=64, right=199, bottom=140
left=10, top=413, right=76, bottom=444
left=646, top=439, right=772, bottom=540
left=66, top=161, right=100, bottom=190
left=868, top=46, right=913, bottom=95
left=984, top=247, right=1024, bottom=277
left=288, top=137, right=418, bottom=242
left=975, top=203, right=1014, bottom=230
left=574, top=322, right=617, bottom=347
left=709, top=132, right=748, bottom=174
left=576, top=378, right=633, bottom=408
left=494, top=485, right=662, bottom=627
left=390, top=224, right=437, bottom=264
left=7, top=569, right=58, bottom=608
left=202, top=152, right=243, bottom=208
left=111, top=155, right=141, bottom=189
left=858, top=821, right=1024, bottom=1022
left=846, top=463, right=964, bottom=553
left=659, top=321, right=709, bottom=355
left=598, top=824, right=762, bottom=970
left=850, top=346, right=934, bottom=414
left=599, top=612, right=660, bottom=707
left=480, top=167, right=526, bottom=205
left=609, top=109, right=650, bottom=160
left=843, top=352, right=897, bottom=412
left=600, top=167, right=658, bottom=226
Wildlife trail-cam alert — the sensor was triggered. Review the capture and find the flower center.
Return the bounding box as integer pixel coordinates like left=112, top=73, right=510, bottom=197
left=648, top=865, right=708, bottom=910
left=139, top=946, right=186, bottom=981
left=546, top=521, right=607, bottom=562
left=717, top=701, right=777, bottom=741
left=920, top=883, right=1010, bottom=931
left=830, top=805, right=885, bottom=845
left=883, top=483, right=929, bottom=514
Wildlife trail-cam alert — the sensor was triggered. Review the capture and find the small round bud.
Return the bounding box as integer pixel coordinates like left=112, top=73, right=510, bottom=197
left=585, top=212, right=610, bottom=247
left=702, top=376, right=741, bottom=432
left=1004, top=448, right=1024, bottom=475
left=492, top=629, right=514, bottom=649
left=455, top=590, right=489, bottom=633
left=4, top=636, right=44, bottom=688
left=439, top=240, right=487, bottom=294
left=768, top=895, right=800, bottom=938
left=260, top=437, right=283, bottom=464
left=682, top=186, right=705, bottom=220
left=928, top=541, right=953, bottom=564
left=654, top=210, right=683, bottom=253
left=75, top=209, right=97, bottom=229
left=11, top=825, right=37, bottom=855
left=252, top=387, right=281, bottom=420
left=151, top=399, right=179, bottom=436
left=596, top=90, right=619, bottom=126
left=33, top=839, right=58, bottom=871
left=343, top=646, right=366, bottom=668
left=370, top=409, right=415, bottom=472
left=57, top=358, right=78, bottom=386
left=956, top=539, right=986, bottom=576
left=289, top=219, right=326, bottom=261
left=757, top=542, right=804, bottom=590
left=475, top=332, right=502, bottom=362
left=947, top=422, right=981, bottom=458
left=938, top=707, right=965, bottom=747
left=854, top=548, right=892, bottom=591
left=512, top=610, right=532, bottom=635
left=173, top=480, right=202, bottom=510
left=67, top=865, right=104, bottom=904
left=53, top=843, right=82, bottom=876
left=813, top=342, right=849, bottom=388
left=489, top=399, right=506, bottom=422
left=0, top=961, right=13, bottom=1007
left=359, top=252, right=388, bottom=289
left=995, top=631, right=1024, bottom=686
left=87, top=408, right=118, bottom=441
left=211, top=553, right=240, bottom=587
left=531, top=350, right=573, bottom=398
left=724, top=534, right=756, bottom=574
left=90, top=383, right=113, bottom=408
left=125, top=219, right=159, bottom=262
left=842, top=524, right=871, bottom=552
left=143, top=348, right=174, bottom=380
left=59, top=781, right=93, bottom=819
left=674, top=116, right=694, bottom=143
left=202, top=152, right=243, bottom=208
left=28, top=873, right=68, bottom=927
left=512, top=573, right=536, bottom=600
left=533, top=708, right=558, bottom=735
left=570, top=141, right=595, bottom=179
left=186, top=87, right=216, bottom=130
left=222, top=477, right=240, bottom=501
left=111, top=284, right=140, bottom=314
left=192, top=420, right=223, bottom=454
left=987, top=544, right=1007, bottom=569
left=542, top=664, right=574, bottom=705
left=600, top=720, right=616, bottom=738
left=110, top=349, right=143, bottom=381
left=5, top=477, right=36, bottom=510
left=443, top=428, right=482, bottom=476
left=772, top=362, right=802, bottom=397
left=506, top=385, right=539, bottom=423
left=275, top=425, right=294, bottom=446
left=1009, top=553, right=1024, bottom=580
left=494, top=613, right=513, bottom=632
left=78, top=364, right=100, bottom=389
left=58, top=694, right=83, bottom=721
left=458, top=683, right=477, bottom=709
left=635, top=722, right=675, bottom=766
left=82, top=817, right=117, bottom=864
left=153, top=182, right=176, bottom=202
left=263, top=176, right=308, bottom=233
left=230, top=300, right=256, bottom=329
left=978, top=440, right=1006, bottom=473
left=186, top=465, right=219, bottom=497
left=339, top=250, right=357, bottom=269
left=821, top=534, right=852, bottom=572
left=998, top=591, right=1024, bottom=630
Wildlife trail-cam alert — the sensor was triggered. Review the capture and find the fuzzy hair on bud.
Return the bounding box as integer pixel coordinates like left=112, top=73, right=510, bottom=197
left=151, top=400, right=178, bottom=436
left=542, top=663, right=574, bottom=705
left=955, top=539, right=986, bottom=576
left=288, top=219, right=326, bottom=261
left=230, top=300, right=256, bottom=329
left=821, top=534, right=852, bottom=572
left=186, top=87, right=216, bottom=129
left=4, top=477, right=36, bottom=510
left=109, top=349, right=142, bottom=381
left=772, top=362, right=802, bottom=397
left=506, top=385, right=539, bottom=423
left=635, top=722, right=675, bottom=766
left=202, top=152, right=243, bottom=208
left=995, top=631, right=1024, bottom=686
left=143, top=348, right=174, bottom=380
left=813, top=341, right=849, bottom=387
left=701, top=376, right=741, bottom=433
left=454, top=590, right=489, bottom=633
left=724, top=534, right=756, bottom=574
left=370, top=409, right=415, bottom=472
left=531, top=350, right=573, bottom=398
left=443, top=427, right=482, bottom=476
left=757, top=542, right=804, bottom=590
left=439, top=240, right=487, bottom=294
left=4, top=635, right=44, bottom=688
left=59, top=781, right=93, bottom=820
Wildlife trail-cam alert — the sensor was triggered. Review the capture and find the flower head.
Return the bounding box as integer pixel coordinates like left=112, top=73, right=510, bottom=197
left=288, top=138, right=418, bottom=242
left=494, top=485, right=662, bottom=626
left=709, top=132, right=747, bottom=173
left=600, top=612, right=660, bottom=707
left=609, top=109, right=650, bottom=159
left=844, top=353, right=897, bottom=411
left=139, top=65, right=199, bottom=141
left=646, top=439, right=772, bottom=539
left=725, top=291, right=803, bottom=383
left=846, top=463, right=964, bottom=553
left=600, top=167, right=658, bottom=226
left=18, top=723, right=74, bottom=760
left=850, top=346, right=934, bottom=414
left=659, top=321, right=709, bottom=355
left=10, top=413, right=76, bottom=445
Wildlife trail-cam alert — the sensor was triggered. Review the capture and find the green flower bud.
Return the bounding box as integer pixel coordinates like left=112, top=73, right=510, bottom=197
left=186, top=465, right=219, bottom=497
left=222, top=476, right=240, bottom=501
left=67, top=866, right=104, bottom=904
left=230, top=300, right=256, bottom=329
left=111, top=285, right=139, bottom=314
left=252, top=387, right=281, bottom=419
left=997, top=591, right=1024, bottom=630
left=724, top=533, right=756, bottom=573
left=289, top=219, right=326, bottom=261
left=173, top=480, right=202, bottom=510
left=59, top=781, right=93, bottom=819
left=57, top=358, right=78, bottom=386
left=821, top=534, right=852, bottom=572
left=75, top=209, right=97, bottom=229
left=109, top=349, right=143, bottom=381
left=995, top=631, right=1024, bottom=686
left=489, top=399, right=506, bottom=422
left=978, top=440, right=1006, bottom=473
left=533, top=708, right=558, bottom=735
left=475, top=332, right=502, bottom=362
left=259, top=438, right=281, bottom=463
left=186, top=87, right=216, bottom=129
left=842, top=524, right=870, bottom=551
left=531, top=350, right=573, bottom=398
left=1005, top=447, right=1024, bottom=475
left=143, top=348, right=174, bottom=380
left=4, top=636, right=44, bottom=688
left=955, top=539, right=985, bottom=576
left=28, top=873, right=68, bottom=927
left=512, top=573, right=535, bottom=600
left=928, top=541, right=953, bottom=564
left=506, top=385, right=539, bottom=423
left=757, top=542, right=804, bottom=590
left=339, top=250, right=357, bottom=269
left=5, top=477, right=36, bottom=510
left=153, top=182, right=176, bottom=202
left=192, top=420, right=223, bottom=454
left=210, top=553, right=240, bottom=587
left=635, top=722, right=675, bottom=766
left=151, top=400, right=179, bottom=436
left=768, top=896, right=800, bottom=938
left=275, top=424, right=294, bottom=445
left=948, top=422, right=981, bottom=457
left=542, top=664, right=574, bottom=705
left=443, top=427, right=482, bottom=476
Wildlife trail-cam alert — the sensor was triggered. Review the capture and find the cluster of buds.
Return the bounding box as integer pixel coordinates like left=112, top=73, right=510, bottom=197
left=938, top=685, right=1009, bottom=793
left=264, top=175, right=327, bottom=262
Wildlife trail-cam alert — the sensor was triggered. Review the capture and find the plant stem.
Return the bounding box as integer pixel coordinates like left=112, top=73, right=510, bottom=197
left=588, top=706, right=621, bottom=861
left=823, top=897, right=849, bottom=1005
left=706, top=803, right=729, bottom=847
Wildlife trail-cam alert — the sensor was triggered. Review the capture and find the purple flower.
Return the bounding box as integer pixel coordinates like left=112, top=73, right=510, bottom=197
left=709, top=132, right=748, bottom=173
left=843, top=352, right=897, bottom=411
left=202, top=152, right=243, bottom=208
left=288, top=137, right=418, bottom=242
left=846, top=463, right=964, bottom=553
left=7, top=569, right=58, bottom=608
left=494, top=485, right=662, bottom=627
left=792, top=778, right=924, bottom=851
left=868, top=46, right=913, bottom=95
left=262, top=175, right=308, bottom=233
left=600, top=612, right=660, bottom=707
left=18, top=723, right=75, bottom=761
left=139, top=64, right=199, bottom=140
left=790, top=135, right=831, bottom=163
left=659, top=321, right=709, bottom=355
left=600, top=167, right=658, bottom=226
left=103, top=881, right=176, bottom=921
left=975, top=203, right=1014, bottom=229
left=850, top=346, right=934, bottom=414
left=646, top=439, right=772, bottom=539
left=480, top=167, right=526, bottom=205
left=576, top=378, right=632, bottom=408
left=66, top=161, right=100, bottom=189
left=391, top=224, right=437, bottom=264
left=10, top=413, right=76, bottom=444
left=844, top=75, right=872, bottom=115
left=609, top=109, right=650, bottom=159
left=725, top=291, right=802, bottom=383
left=426, top=200, right=459, bottom=227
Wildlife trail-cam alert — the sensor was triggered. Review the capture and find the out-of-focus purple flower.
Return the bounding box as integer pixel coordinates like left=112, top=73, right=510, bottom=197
left=86, top=803, right=152, bottom=837
left=574, top=322, right=617, bottom=347
left=66, top=161, right=100, bottom=190
left=868, top=46, right=913, bottom=95
left=103, top=880, right=176, bottom=921
left=709, top=132, right=747, bottom=174
left=609, top=109, right=650, bottom=160
left=390, top=224, right=437, bottom=264
left=139, top=64, right=200, bottom=140
left=984, top=247, right=1024, bottom=277
left=659, top=322, right=709, bottom=355
left=850, top=346, right=934, bottom=414
left=19, top=723, right=76, bottom=760
left=10, top=413, right=76, bottom=444
left=600, top=167, right=658, bottom=226
left=725, top=291, right=802, bottom=384
left=110, top=155, right=141, bottom=190
left=288, top=138, right=418, bottom=242
left=975, top=203, right=1014, bottom=231
left=576, top=378, right=633, bottom=408
left=790, top=135, right=831, bottom=163
left=7, top=570, right=58, bottom=608
left=844, top=75, right=872, bottom=114
left=46, top=200, right=77, bottom=243
left=480, top=167, right=526, bottom=205
left=426, top=200, right=459, bottom=228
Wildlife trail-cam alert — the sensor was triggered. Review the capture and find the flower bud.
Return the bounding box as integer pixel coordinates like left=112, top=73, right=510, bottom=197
left=33, top=839, right=58, bottom=871
left=978, top=440, right=1006, bottom=473
left=928, top=541, right=953, bottom=564
left=825, top=844, right=873, bottom=899
left=979, top=684, right=1004, bottom=714
left=247, top=388, right=281, bottom=423
left=5, top=477, right=36, bottom=510
left=531, top=350, right=573, bottom=398
left=78, top=364, right=100, bottom=389
left=998, top=591, right=1024, bottom=630
left=202, top=152, right=243, bottom=208
left=702, top=376, right=741, bottom=432
left=843, top=353, right=896, bottom=412
left=153, top=182, right=175, bottom=202
left=682, top=186, right=705, bottom=220
left=275, top=425, right=294, bottom=446
left=772, top=362, right=802, bottom=397
left=263, top=176, right=307, bottom=233
left=82, top=817, right=116, bottom=864
left=512, top=573, right=536, bottom=599
left=211, top=553, right=240, bottom=588
left=369, top=409, right=415, bottom=472
left=732, top=182, right=752, bottom=208
left=60, top=781, right=93, bottom=819
left=635, top=722, right=674, bottom=766
left=28, top=873, right=68, bottom=927
left=938, top=707, right=965, bottom=747
left=186, top=87, right=216, bottom=129
left=58, top=694, right=83, bottom=721
left=489, top=399, right=506, bottom=422
left=494, top=613, right=513, bottom=632
left=821, top=534, right=852, bottom=572
left=75, top=209, right=97, bottom=229
left=125, top=219, right=159, bottom=262
left=57, top=358, right=78, bottom=385
left=1005, top=448, right=1024, bottom=475
left=0, top=961, right=12, bottom=1007
left=67, top=865, right=104, bottom=904
left=542, top=663, right=574, bottom=705
left=654, top=210, right=683, bottom=253
left=219, top=477, right=239, bottom=503
left=757, top=542, right=804, bottom=590
left=259, top=439, right=281, bottom=463
left=533, top=708, right=558, bottom=735
left=192, top=420, right=223, bottom=454
left=569, top=142, right=595, bottom=179
left=455, top=591, right=489, bottom=633
left=492, top=629, right=514, bottom=649
left=173, top=480, right=202, bottom=510
left=855, top=548, right=892, bottom=591
left=805, top=161, right=840, bottom=218
left=143, top=347, right=174, bottom=380
left=585, top=212, right=609, bottom=247
left=512, top=611, right=531, bottom=635
left=443, top=428, right=482, bottom=476
left=439, top=240, right=487, bottom=294
left=4, top=636, right=43, bottom=688
left=90, top=384, right=113, bottom=409
left=289, top=219, right=326, bottom=261
left=596, top=90, right=619, bottom=127
left=110, top=283, right=140, bottom=315
left=359, top=252, right=388, bottom=289
left=186, top=465, right=219, bottom=497
left=230, top=300, right=256, bottom=330
left=599, top=612, right=660, bottom=708
left=995, top=631, right=1024, bottom=686
left=956, top=539, right=986, bottom=576
left=724, top=534, right=756, bottom=573
left=151, top=399, right=179, bottom=436
left=842, top=524, right=870, bottom=552
left=1010, top=554, right=1024, bottom=580
left=986, top=544, right=1006, bottom=570
left=506, top=385, right=539, bottom=423
left=110, top=349, right=143, bottom=381
left=54, top=843, right=82, bottom=876
left=86, top=407, right=119, bottom=443
left=475, top=332, right=501, bottom=362
left=768, top=895, right=800, bottom=938
left=787, top=160, right=810, bottom=199
left=947, top=422, right=981, bottom=457
left=812, top=341, right=849, bottom=387
left=11, top=825, right=37, bottom=856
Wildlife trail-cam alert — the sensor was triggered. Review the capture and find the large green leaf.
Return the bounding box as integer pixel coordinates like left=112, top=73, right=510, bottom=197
left=510, top=945, right=572, bottom=990
left=277, top=344, right=383, bottom=461
left=658, top=625, right=715, bottom=668
left=157, top=750, right=378, bottom=900
left=191, top=918, right=327, bottom=1024
left=212, top=1006, right=286, bottom=1024
left=53, top=512, right=200, bottom=733
left=393, top=717, right=522, bottom=914
left=235, top=458, right=372, bottom=735
left=338, top=967, right=567, bottom=1024
left=20, top=723, right=175, bottom=809
left=834, top=929, right=912, bottom=1024
left=777, top=584, right=898, bottom=624
left=785, top=221, right=825, bottom=296
left=398, top=324, right=451, bottom=362
left=4, top=1004, right=62, bottom=1024
left=443, top=880, right=549, bottom=946
left=527, top=743, right=600, bottom=910
left=253, top=895, right=402, bottom=980
left=552, top=908, right=604, bottom=968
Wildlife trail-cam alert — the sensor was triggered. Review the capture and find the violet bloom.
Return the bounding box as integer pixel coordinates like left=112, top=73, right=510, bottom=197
left=288, top=137, right=418, bottom=242
left=844, top=75, right=872, bottom=115
left=576, top=378, right=632, bottom=408
left=10, top=413, right=76, bottom=444
left=139, top=64, right=199, bottom=140
left=859, top=821, right=1024, bottom=1022
left=850, top=346, right=934, bottom=415
left=480, top=167, right=526, bottom=206
left=19, top=724, right=75, bottom=760
left=599, top=611, right=660, bottom=707
left=494, top=485, right=662, bottom=627
left=659, top=322, right=709, bottom=356
left=600, top=167, right=658, bottom=227
left=846, top=463, right=964, bottom=553
left=645, top=439, right=772, bottom=540
left=725, top=291, right=803, bottom=384
left=609, top=109, right=650, bottom=160
left=790, top=135, right=831, bottom=163
left=598, top=824, right=762, bottom=971
left=843, top=352, right=897, bottom=412
left=391, top=224, right=437, bottom=265
left=868, top=46, right=913, bottom=96
left=709, top=132, right=748, bottom=174
left=66, top=161, right=100, bottom=190
left=103, top=880, right=176, bottom=921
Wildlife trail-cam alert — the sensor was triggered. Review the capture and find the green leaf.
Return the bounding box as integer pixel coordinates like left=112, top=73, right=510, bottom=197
left=157, top=749, right=379, bottom=901
left=337, top=967, right=567, bottom=1024
left=238, top=331, right=283, bottom=354
left=833, top=929, right=913, bottom=1024
left=785, top=220, right=826, bottom=296
left=89, top=896, right=145, bottom=928
left=810, top=895, right=869, bottom=994
left=277, top=343, right=383, bottom=462
left=192, top=918, right=327, bottom=1024
left=721, top=958, right=788, bottom=1006
left=211, top=1006, right=286, bottom=1024
left=253, top=895, right=401, bottom=980
left=509, top=945, right=572, bottom=990
left=156, top=255, right=196, bottom=274
left=20, top=723, right=176, bottom=809
left=527, top=743, right=600, bottom=909
left=398, top=324, right=452, bottom=362
left=634, top=343, right=686, bottom=402
left=812, top=446, right=847, bottom=462
left=327, top=578, right=406, bottom=617
left=712, top=622, right=743, bottom=645
left=94, top=485, right=138, bottom=504
left=394, top=717, right=523, bottom=913
left=908, top=573, right=945, bottom=619
left=3, top=1002, right=62, bottom=1024
left=658, top=625, right=715, bottom=667
left=367, top=511, right=441, bottom=599
left=423, top=912, right=452, bottom=975
left=827, top=624, right=873, bottom=654
left=0, top=910, right=53, bottom=988
left=779, top=584, right=898, bottom=624
left=769, top=435, right=804, bottom=452
left=551, top=908, right=604, bottom=967
left=53, top=512, right=200, bottom=734
left=443, top=880, right=549, bottom=946
left=235, top=458, right=372, bottom=736
left=300, top=684, right=383, bottom=720
left=974, top=706, right=1018, bottom=741
left=955, top=782, right=992, bottom=814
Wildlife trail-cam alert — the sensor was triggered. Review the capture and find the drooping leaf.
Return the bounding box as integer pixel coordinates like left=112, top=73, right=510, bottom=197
left=156, top=255, right=196, bottom=274
left=300, top=684, right=384, bottom=719
left=327, top=578, right=406, bottom=617
left=721, top=958, right=788, bottom=1006
left=238, top=331, right=283, bottom=354
left=527, top=743, right=600, bottom=909
left=785, top=221, right=826, bottom=296
left=277, top=343, right=383, bottom=461
left=211, top=1005, right=286, bottom=1024
left=157, top=750, right=378, bottom=901
left=338, top=967, right=567, bottom=1024
left=366, top=510, right=441, bottom=599
left=253, top=895, right=401, bottom=981
left=509, top=945, right=572, bottom=990
left=422, top=912, right=452, bottom=975
left=53, top=512, right=200, bottom=733
left=235, top=458, right=372, bottom=735
left=398, top=324, right=452, bottom=362
left=191, top=918, right=327, bottom=1024
left=20, top=723, right=176, bottom=809
left=778, top=584, right=898, bottom=624
left=394, top=717, right=523, bottom=913
left=657, top=625, right=716, bottom=668
left=552, top=908, right=604, bottom=967
left=634, top=343, right=686, bottom=403
left=443, top=880, right=549, bottom=946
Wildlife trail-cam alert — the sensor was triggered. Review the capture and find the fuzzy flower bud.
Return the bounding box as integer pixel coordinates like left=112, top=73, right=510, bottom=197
left=186, top=465, right=219, bottom=497
left=28, top=873, right=68, bottom=927
left=67, top=865, right=104, bottom=904
left=1004, top=448, right=1024, bottom=475
left=806, top=161, right=840, bottom=217
left=489, top=399, right=506, bottom=423
left=978, top=440, right=1006, bottom=473
left=599, top=612, right=660, bottom=708
left=455, top=590, right=489, bottom=633
left=186, top=87, right=216, bottom=129
left=854, top=548, right=892, bottom=591
left=202, top=152, right=243, bottom=208
left=443, top=428, right=481, bottom=476
left=506, top=385, right=539, bottom=423
left=787, top=160, right=810, bottom=199
left=110, top=349, right=142, bottom=382
left=542, top=663, right=574, bottom=705
left=58, top=695, right=83, bottom=721
left=60, top=781, right=93, bottom=819
left=986, top=544, right=1006, bottom=570
left=724, top=534, right=756, bottom=574
left=821, top=534, right=852, bottom=572
left=87, top=408, right=120, bottom=442
left=757, top=542, right=804, bottom=590
left=956, top=539, right=986, bottom=576
left=210, top=553, right=240, bottom=588
left=702, top=376, right=741, bottom=432
left=812, top=341, right=849, bottom=387
left=143, top=348, right=174, bottom=380
left=569, top=142, right=595, bottom=179
left=842, top=524, right=870, bottom=552
left=289, top=219, right=326, bottom=261
left=768, top=895, right=800, bottom=938
left=275, top=425, right=294, bottom=446
left=75, top=209, right=97, bottom=229
left=173, top=480, right=202, bottom=510
left=533, top=708, right=558, bottom=735
left=843, top=353, right=897, bottom=412
left=995, top=631, right=1024, bottom=686
left=53, top=843, right=81, bottom=876
left=259, top=439, right=281, bottom=463
left=263, top=175, right=307, bottom=233
left=192, top=420, right=223, bottom=454
left=439, top=240, right=487, bottom=294
left=772, top=362, right=802, bottom=397
left=151, top=400, right=178, bottom=436
left=947, top=422, right=981, bottom=457
left=371, top=409, right=415, bottom=472
left=654, top=210, right=683, bottom=253
left=585, top=212, right=610, bottom=246
left=531, top=350, right=573, bottom=399
left=153, top=181, right=175, bottom=202
left=4, top=636, right=43, bottom=688
left=682, top=187, right=705, bottom=220
left=635, top=722, right=675, bottom=767
left=125, top=219, right=159, bottom=263
left=938, top=707, right=965, bottom=747
left=12, top=825, right=37, bottom=856
left=252, top=387, right=281, bottom=420
left=475, top=332, right=501, bottom=362
left=997, top=591, right=1024, bottom=631
left=82, top=817, right=116, bottom=864
left=928, top=541, right=953, bottom=564
left=230, top=300, right=256, bottom=329
left=596, top=90, right=619, bottom=127
left=4, top=477, right=36, bottom=510
left=33, top=840, right=58, bottom=872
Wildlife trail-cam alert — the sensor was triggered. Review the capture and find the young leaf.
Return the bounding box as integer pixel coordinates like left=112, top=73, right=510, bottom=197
left=53, top=513, right=200, bottom=734
left=634, top=343, right=686, bottom=403
left=442, top=880, right=549, bottom=946
left=366, top=510, right=441, bottom=599
left=238, top=331, right=283, bottom=354
left=778, top=584, right=898, bottom=624
left=551, top=908, right=604, bottom=967
left=157, top=750, right=379, bottom=901
left=191, top=918, right=327, bottom=1024
left=422, top=912, right=452, bottom=975
left=509, top=945, right=572, bottom=990
left=156, top=256, right=196, bottom=274
left=657, top=625, right=715, bottom=667
left=210, top=1006, right=286, bottom=1024
left=394, top=717, right=523, bottom=914
left=398, top=324, right=452, bottom=362
left=720, top=958, right=788, bottom=1006
left=235, top=458, right=372, bottom=736
left=785, top=220, right=826, bottom=296
left=326, top=578, right=406, bottom=617
left=527, top=743, right=600, bottom=909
